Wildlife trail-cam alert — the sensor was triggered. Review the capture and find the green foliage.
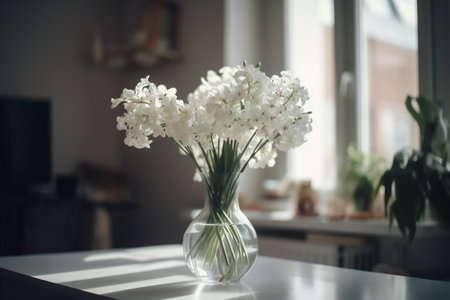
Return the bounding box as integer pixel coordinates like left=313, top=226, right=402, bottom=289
left=175, top=135, right=267, bottom=282
left=343, top=145, right=386, bottom=211
left=353, top=177, right=374, bottom=211
left=405, top=95, right=449, bottom=162
left=378, top=96, right=450, bottom=242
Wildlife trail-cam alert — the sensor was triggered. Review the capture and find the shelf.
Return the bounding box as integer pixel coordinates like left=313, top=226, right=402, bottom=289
left=244, top=210, right=448, bottom=238
left=93, top=0, right=181, bottom=69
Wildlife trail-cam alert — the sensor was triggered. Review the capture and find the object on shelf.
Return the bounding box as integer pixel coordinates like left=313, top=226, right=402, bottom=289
left=238, top=194, right=260, bottom=211
left=77, top=162, right=130, bottom=203
left=263, top=179, right=296, bottom=198
left=297, top=181, right=317, bottom=216
left=370, top=186, right=385, bottom=219
left=56, top=174, right=78, bottom=199
left=347, top=210, right=373, bottom=220
left=95, top=0, right=181, bottom=68
left=325, top=196, right=348, bottom=220
left=260, top=179, right=298, bottom=212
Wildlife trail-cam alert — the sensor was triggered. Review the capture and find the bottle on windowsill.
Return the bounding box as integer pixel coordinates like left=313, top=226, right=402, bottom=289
left=297, top=181, right=316, bottom=216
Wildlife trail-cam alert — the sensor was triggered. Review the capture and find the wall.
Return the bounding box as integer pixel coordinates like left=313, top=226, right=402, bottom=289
left=115, top=0, right=286, bottom=247
left=224, top=0, right=287, bottom=204
left=431, top=1, right=450, bottom=117
left=0, top=0, right=124, bottom=177
left=0, top=0, right=225, bottom=249
left=115, top=0, right=224, bottom=246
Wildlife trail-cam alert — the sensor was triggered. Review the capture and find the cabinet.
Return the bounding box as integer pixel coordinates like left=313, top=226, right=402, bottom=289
left=0, top=195, right=95, bottom=255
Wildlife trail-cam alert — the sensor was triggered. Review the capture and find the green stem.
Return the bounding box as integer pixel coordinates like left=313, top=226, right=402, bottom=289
left=176, top=137, right=262, bottom=281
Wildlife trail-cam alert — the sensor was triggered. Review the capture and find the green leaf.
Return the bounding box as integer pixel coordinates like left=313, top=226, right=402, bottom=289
left=416, top=95, right=437, bottom=125
left=405, top=95, right=443, bottom=154
left=427, top=168, right=450, bottom=229
left=379, top=96, right=450, bottom=243
left=393, top=171, right=418, bottom=242
left=406, top=95, right=425, bottom=139
left=378, top=170, right=394, bottom=217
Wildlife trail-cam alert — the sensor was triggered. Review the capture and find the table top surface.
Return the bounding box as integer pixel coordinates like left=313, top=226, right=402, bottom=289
left=1, top=244, right=450, bottom=300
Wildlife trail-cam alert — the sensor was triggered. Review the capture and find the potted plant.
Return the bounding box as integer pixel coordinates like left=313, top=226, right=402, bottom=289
left=343, top=145, right=386, bottom=213
left=378, top=96, right=450, bottom=242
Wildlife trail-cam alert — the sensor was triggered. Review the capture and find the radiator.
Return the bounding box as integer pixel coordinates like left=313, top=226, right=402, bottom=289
left=258, top=236, right=376, bottom=270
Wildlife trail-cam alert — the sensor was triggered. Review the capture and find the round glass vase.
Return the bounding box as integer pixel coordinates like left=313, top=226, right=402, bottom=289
left=182, top=188, right=258, bottom=284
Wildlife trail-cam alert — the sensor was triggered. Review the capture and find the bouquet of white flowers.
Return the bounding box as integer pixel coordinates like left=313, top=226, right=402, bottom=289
left=112, top=62, right=312, bottom=283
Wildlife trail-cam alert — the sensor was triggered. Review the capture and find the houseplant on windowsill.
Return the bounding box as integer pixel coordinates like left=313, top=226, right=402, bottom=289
left=378, top=95, right=450, bottom=242
left=343, top=144, right=386, bottom=213
left=111, top=62, right=312, bottom=283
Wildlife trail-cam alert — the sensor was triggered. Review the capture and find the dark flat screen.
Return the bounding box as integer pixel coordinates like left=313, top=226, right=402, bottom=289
left=0, top=97, right=51, bottom=189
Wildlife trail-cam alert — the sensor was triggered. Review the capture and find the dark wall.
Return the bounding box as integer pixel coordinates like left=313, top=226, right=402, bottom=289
left=0, top=0, right=124, bottom=176
left=117, top=0, right=224, bottom=246
left=0, top=0, right=225, bottom=250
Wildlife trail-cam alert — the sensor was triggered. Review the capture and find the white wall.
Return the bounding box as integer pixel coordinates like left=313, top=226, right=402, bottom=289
left=224, top=0, right=286, bottom=204
left=224, top=0, right=262, bottom=65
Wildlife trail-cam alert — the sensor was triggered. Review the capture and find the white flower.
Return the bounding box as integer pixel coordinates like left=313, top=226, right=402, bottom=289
left=111, top=63, right=312, bottom=178
left=249, top=142, right=277, bottom=168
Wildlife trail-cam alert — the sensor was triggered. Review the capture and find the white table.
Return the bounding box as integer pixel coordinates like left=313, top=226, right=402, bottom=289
left=1, top=244, right=449, bottom=299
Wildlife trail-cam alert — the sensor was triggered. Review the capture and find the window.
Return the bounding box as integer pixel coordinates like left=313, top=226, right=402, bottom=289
left=362, top=0, right=419, bottom=158
left=286, top=0, right=419, bottom=192
left=285, top=0, right=336, bottom=191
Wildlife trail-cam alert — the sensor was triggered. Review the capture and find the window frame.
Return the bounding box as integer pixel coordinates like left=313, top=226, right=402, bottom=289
left=333, top=0, right=428, bottom=175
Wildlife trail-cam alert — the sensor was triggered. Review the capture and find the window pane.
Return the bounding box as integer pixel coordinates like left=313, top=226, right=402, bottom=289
left=362, top=0, right=419, bottom=159
left=285, top=0, right=336, bottom=191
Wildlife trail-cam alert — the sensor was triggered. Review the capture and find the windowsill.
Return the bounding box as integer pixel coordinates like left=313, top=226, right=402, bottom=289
left=244, top=210, right=447, bottom=238
left=184, top=208, right=447, bottom=238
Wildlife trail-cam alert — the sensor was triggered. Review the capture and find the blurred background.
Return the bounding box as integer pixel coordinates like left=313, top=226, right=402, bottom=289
left=1, top=0, right=449, bottom=281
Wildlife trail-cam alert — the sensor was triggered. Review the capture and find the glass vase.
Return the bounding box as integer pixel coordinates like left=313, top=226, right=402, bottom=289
left=182, top=181, right=258, bottom=284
